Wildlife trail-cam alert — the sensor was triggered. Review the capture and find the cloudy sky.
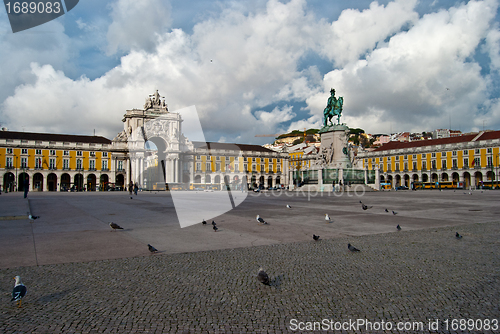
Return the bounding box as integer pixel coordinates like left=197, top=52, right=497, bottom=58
left=0, top=0, right=499, bottom=144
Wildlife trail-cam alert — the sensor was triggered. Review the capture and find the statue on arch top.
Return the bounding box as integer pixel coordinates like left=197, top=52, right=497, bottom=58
left=323, top=88, right=343, bottom=127
left=144, top=90, right=168, bottom=111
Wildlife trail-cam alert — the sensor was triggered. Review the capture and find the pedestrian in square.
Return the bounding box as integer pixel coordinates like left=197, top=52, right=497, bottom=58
left=23, top=176, right=29, bottom=199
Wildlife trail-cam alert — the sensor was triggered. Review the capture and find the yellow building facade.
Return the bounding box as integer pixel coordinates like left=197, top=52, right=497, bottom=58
left=0, top=131, right=121, bottom=192
left=359, top=130, right=500, bottom=189
left=192, top=142, right=287, bottom=190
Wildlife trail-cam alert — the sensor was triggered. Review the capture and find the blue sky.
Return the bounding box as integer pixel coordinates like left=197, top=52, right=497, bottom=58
left=0, top=0, right=499, bottom=145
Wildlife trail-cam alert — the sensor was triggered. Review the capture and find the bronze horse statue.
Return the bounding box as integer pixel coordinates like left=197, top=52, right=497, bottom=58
left=323, top=89, right=343, bottom=127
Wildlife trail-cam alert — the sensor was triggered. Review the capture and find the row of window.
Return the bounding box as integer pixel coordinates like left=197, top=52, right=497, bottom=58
left=195, top=162, right=281, bottom=173
left=5, top=148, right=108, bottom=157
left=367, top=148, right=496, bottom=164
left=3, top=157, right=122, bottom=170
left=195, top=155, right=281, bottom=163
left=379, top=157, right=488, bottom=172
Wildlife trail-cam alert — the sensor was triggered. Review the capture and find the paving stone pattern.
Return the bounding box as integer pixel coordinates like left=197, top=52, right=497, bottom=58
left=1, top=222, right=500, bottom=333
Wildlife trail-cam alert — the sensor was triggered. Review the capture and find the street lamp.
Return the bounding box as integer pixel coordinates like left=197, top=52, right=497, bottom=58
left=15, top=156, right=18, bottom=192
left=495, top=153, right=499, bottom=190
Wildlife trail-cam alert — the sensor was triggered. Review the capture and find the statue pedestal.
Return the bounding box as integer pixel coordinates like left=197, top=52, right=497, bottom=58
left=319, top=124, right=351, bottom=169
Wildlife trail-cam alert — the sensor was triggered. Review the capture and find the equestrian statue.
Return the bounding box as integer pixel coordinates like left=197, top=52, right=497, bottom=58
left=323, top=88, right=343, bottom=127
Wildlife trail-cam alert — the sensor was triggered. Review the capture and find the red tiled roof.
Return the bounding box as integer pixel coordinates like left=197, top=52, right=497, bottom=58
left=373, top=133, right=479, bottom=152
left=0, top=131, right=111, bottom=144
left=193, top=141, right=277, bottom=153
left=476, top=130, right=500, bottom=141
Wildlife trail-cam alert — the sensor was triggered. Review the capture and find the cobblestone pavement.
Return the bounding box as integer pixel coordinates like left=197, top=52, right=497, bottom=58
left=1, top=220, right=500, bottom=333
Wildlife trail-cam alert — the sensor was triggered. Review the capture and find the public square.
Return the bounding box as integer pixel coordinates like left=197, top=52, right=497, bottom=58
left=1, top=189, right=500, bottom=333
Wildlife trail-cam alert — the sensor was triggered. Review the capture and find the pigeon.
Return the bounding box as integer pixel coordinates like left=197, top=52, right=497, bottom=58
left=28, top=214, right=39, bottom=220
left=148, top=244, right=158, bottom=253
left=286, top=204, right=292, bottom=209
left=11, top=276, right=27, bottom=308
left=212, top=220, right=216, bottom=226
left=109, top=222, right=124, bottom=231
left=359, top=200, right=363, bottom=204
left=213, top=225, right=218, bottom=232
left=385, top=208, right=389, bottom=213
left=202, top=219, right=207, bottom=225
left=456, top=232, right=463, bottom=239
left=313, top=234, right=320, bottom=241
left=348, top=243, right=360, bottom=252
left=256, top=215, right=268, bottom=224
left=392, top=211, right=398, bottom=215
left=362, top=204, right=372, bottom=210
left=257, top=267, right=270, bottom=285
left=397, top=224, right=401, bottom=231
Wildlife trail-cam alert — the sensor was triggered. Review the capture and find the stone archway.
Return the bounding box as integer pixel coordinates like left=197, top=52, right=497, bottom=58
left=474, top=171, right=483, bottom=187
left=194, top=175, right=201, bottom=183
left=404, top=174, right=410, bottom=187
left=267, top=176, right=273, bottom=188
left=422, top=174, right=429, bottom=182
left=61, top=173, right=71, bottom=191
left=452, top=172, right=459, bottom=184
left=33, top=173, right=43, bottom=191
left=441, top=173, right=449, bottom=182
left=74, top=174, right=84, bottom=191
left=431, top=173, right=438, bottom=183
left=115, top=174, right=125, bottom=189
left=47, top=173, right=57, bottom=191
left=463, top=172, right=471, bottom=189
left=395, top=174, right=401, bottom=187
left=387, top=175, right=393, bottom=188
left=3, top=172, right=15, bottom=192
left=87, top=174, right=96, bottom=191
left=100, top=174, right=109, bottom=191
left=18, top=172, right=29, bottom=192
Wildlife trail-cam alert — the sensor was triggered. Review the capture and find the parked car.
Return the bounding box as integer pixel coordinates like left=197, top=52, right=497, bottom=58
left=396, top=185, right=409, bottom=190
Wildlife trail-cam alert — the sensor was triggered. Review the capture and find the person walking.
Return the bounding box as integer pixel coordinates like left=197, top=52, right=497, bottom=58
left=129, top=181, right=133, bottom=195
left=23, top=176, right=29, bottom=199
left=134, top=182, right=138, bottom=195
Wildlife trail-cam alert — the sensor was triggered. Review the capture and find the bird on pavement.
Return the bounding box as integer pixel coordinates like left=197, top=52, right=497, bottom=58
left=397, top=224, right=401, bottom=231
left=109, top=222, right=124, bottom=231
left=313, top=234, right=320, bottom=241
left=286, top=204, right=291, bottom=209
left=202, top=219, right=207, bottom=225
left=392, top=211, right=398, bottom=215
left=385, top=208, right=389, bottom=213
left=130, top=196, right=133, bottom=199
left=256, top=215, right=268, bottom=225
left=212, top=220, right=216, bottom=226
left=257, top=267, right=270, bottom=285
left=28, top=214, right=39, bottom=220
left=213, top=225, right=218, bottom=232
left=11, top=276, right=27, bottom=308
left=362, top=204, right=372, bottom=210
left=148, top=244, right=158, bottom=253
left=456, top=232, right=463, bottom=239
left=325, top=214, right=331, bottom=222
left=359, top=201, right=363, bottom=204
left=348, top=243, right=360, bottom=252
